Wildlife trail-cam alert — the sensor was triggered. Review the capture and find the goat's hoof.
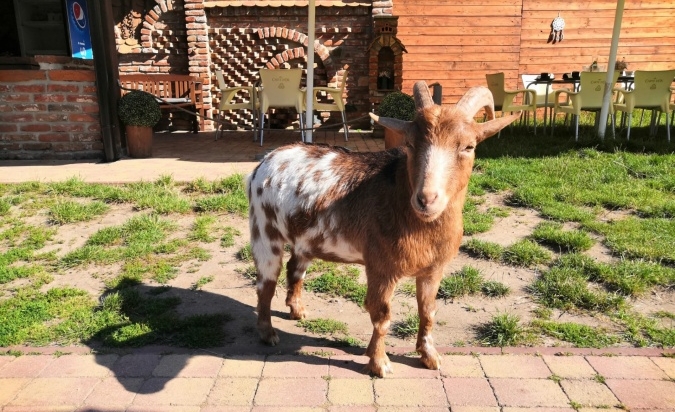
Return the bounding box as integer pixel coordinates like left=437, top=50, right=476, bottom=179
left=288, top=305, right=307, bottom=320
left=367, top=357, right=393, bottom=378
left=258, top=328, right=280, bottom=346
left=420, top=352, right=442, bottom=370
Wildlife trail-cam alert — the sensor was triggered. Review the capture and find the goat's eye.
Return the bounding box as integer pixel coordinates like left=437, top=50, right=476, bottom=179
left=462, top=145, right=475, bottom=152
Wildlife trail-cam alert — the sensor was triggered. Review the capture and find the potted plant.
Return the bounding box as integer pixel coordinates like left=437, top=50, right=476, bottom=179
left=118, top=90, right=162, bottom=158
left=615, top=58, right=628, bottom=75
left=375, top=91, right=416, bottom=149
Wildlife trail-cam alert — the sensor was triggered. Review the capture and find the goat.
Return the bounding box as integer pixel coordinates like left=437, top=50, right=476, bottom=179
left=246, top=82, right=520, bottom=377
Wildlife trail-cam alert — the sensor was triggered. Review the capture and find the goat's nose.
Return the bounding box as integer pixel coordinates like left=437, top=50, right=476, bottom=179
left=416, top=191, right=438, bottom=209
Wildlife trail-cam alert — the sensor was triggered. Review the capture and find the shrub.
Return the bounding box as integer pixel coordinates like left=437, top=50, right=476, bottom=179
left=118, top=91, right=161, bottom=127
left=376, top=91, right=416, bottom=121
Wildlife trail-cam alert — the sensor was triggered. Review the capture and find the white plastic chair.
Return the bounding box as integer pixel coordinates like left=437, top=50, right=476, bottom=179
left=311, top=70, right=349, bottom=141
left=613, top=69, right=675, bottom=141
left=258, top=68, right=305, bottom=146
left=486, top=72, right=537, bottom=135
left=214, top=70, right=259, bottom=140
left=551, top=71, right=620, bottom=141
left=521, top=74, right=558, bottom=128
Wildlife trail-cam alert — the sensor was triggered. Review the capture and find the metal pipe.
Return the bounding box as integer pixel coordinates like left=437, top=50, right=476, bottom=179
left=598, top=0, right=625, bottom=140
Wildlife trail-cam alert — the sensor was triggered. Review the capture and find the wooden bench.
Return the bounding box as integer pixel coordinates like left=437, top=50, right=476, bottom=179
left=119, top=74, right=204, bottom=133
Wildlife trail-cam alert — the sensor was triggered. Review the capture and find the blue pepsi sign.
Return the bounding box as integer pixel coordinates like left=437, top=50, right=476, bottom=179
left=65, top=0, right=93, bottom=59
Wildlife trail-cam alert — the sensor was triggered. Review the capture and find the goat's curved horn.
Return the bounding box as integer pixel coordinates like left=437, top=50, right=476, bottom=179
left=369, top=112, right=410, bottom=135
left=413, top=81, right=434, bottom=109
left=455, top=86, right=496, bottom=119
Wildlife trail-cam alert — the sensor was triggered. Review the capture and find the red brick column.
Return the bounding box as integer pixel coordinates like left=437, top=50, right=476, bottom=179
left=184, top=0, right=213, bottom=130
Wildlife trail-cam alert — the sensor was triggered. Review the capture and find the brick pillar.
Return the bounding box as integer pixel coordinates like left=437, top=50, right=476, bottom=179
left=185, top=0, right=213, bottom=130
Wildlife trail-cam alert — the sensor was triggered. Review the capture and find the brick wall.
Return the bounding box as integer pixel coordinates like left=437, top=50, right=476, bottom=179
left=0, top=59, right=102, bottom=160
left=116, top=1, right=391, bottom=132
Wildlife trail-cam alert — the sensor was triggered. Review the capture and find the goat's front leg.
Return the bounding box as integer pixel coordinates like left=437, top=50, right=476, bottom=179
left=285, top=251, right=310, bottom=319
left=364, top=275, right=398, bottom=378
left=415, top=271, right=443, bottom=370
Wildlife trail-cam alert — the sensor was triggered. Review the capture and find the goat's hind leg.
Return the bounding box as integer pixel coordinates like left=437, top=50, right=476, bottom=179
left=285, top=251, right=310, bottom=320
left=254, top=244, right=284, bottom=346
left=415, top=272, right=443, bottom=370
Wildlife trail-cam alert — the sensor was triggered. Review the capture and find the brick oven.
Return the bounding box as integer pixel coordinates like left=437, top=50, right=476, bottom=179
left=368, top=15, right=406, bottom=112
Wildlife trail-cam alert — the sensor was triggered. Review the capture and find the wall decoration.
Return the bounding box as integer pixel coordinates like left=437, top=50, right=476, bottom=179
left=548, top=13, right=565, bottom=44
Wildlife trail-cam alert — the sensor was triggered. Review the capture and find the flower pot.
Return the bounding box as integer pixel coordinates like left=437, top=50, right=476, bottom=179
left=125, top=125, right=153, bottom=158
left=384, top=128, right=406, bottom=149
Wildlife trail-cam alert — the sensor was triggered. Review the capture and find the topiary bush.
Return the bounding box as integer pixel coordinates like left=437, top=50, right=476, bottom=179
left=118, top=91, right=162, bottom=127
left=376, top=91, right=416, bottom=121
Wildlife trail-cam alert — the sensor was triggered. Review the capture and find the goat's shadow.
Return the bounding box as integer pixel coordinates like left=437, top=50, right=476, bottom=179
left=85, top=282, right=425, bottom=395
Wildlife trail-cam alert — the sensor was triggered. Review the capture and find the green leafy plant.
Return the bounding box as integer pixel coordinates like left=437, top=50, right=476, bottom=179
left=391, top=313, right=420, bottom=338
left=438, top=266, right=484, bottom=299
left=375, top=91, right=416, bottom=121
left=297, top=318, right=348, bottom=335
left=477, top=313, right=528, bottom=347
left=118, top=91, right=161, bottom=127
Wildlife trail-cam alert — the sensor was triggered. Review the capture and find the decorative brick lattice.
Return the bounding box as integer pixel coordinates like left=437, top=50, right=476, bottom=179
left=209, top=26, right=332, bottom=130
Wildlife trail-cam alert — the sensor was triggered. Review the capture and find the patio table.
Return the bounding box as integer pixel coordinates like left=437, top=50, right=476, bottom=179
left=528, top=75, right=639, bottom=133
left=526, top=77, right=578, bottom=133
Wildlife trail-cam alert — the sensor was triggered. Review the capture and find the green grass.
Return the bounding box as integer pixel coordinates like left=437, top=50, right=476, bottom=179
left=333, top=335, right=365, bottom=348
left=237, top=244, right=253, bottom=262
left=96, top=287, right=232, bottom=348
left=438, top=266, right=484, bottom=299
left=397, top=280, right=417, bottom=297
left=462, top=197, right=513, bottom=235
left=123, top=180, right=192, bottom=214
left=502, top=239, right=553, bottom=268
left=189, top=216, right=217, bottom=243
left=532, top=320, right=621, bottom=348
left=530, top=262, right=626, bottom=312
left=48, top=200, right=109, bottom=224
left=0, top=287, right=126, bottom=346
left=192, top=175, right=248, bottom=217
left=476, top=313, right=529, bottom=347
left=236, top=265, right=258, bottom=284
left=220, top=227, right=241, bottom=247
left=398, top=271, right=510, bottom=300
left=611, top=310, right=675, bottom=348
left=2, top=143, right=675, bottom=350
left=461, top=238, right=504, bottom=261
left=297, top=318, right=348, bottom=335
left=304, top=262, right=366, bottom=306
left=391, top=313, right=420, bottom=339
left=191, top=275, right=214, bottom=290
left=584, top=217, right=675, bottom=264
left=463, top=238, right=552, bottom=268
left=531, top=221, right=594, bottom=252
left=61, top=214, right=176, bottom=267
left=481, top=280, right=511, bottom=298
left=548, top=253, right=675, bottom=297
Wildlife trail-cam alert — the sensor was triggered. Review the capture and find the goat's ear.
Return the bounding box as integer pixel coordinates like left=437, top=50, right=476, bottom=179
left=369, top=113, right=411, bottom=135
left=477, top=112, right=522, bottom=143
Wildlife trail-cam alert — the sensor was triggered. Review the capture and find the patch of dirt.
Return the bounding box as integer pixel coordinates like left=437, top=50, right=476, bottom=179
left=16, top=194, right=673, bottom=352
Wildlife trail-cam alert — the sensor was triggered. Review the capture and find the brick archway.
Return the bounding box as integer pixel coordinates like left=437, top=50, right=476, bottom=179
left=115, top=0, right=181, bottom=54
left=255, top=26, right=333, bottom=73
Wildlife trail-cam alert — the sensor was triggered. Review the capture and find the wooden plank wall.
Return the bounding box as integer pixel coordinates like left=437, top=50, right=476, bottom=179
left=395, top=0, right=675, bottom=105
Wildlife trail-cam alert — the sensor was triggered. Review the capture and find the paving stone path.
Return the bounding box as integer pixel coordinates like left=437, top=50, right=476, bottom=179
left=1, top=346, right=674, bottom=411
